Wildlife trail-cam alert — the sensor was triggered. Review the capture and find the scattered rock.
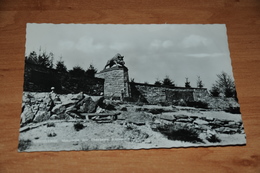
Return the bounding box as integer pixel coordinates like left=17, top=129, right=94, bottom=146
left=96, top=106, right=105, bottom=113
left=176, top=118, right=194, bottom=123
left=120, top=107, right=127, bottom=111
left=47, top=131, right=57, bottom=137
left=190, top=115, right=198, bottom=119
left=149, top=108, right=164, bottom=114
left=222, top=128, right=237, bottom=134
left=194, top=119, right=209, bottom=125
left=174, top=114, right=189, bottom=119
left=205, top=117, right=215, bottom=122
left=132, top=121, right=146, bottom=126
left=145, top=140, right=152, bottom=144
left=73, top=141, right=79, bottom=145
left=71, top=92, right=84, bottom=100
left=213, top=119, right=224, bottom=126
left=160, top=114, right=175, bottom=121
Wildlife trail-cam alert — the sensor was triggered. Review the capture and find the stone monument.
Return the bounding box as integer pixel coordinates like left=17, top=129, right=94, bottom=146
left=95, top=53, right=130, bottom=99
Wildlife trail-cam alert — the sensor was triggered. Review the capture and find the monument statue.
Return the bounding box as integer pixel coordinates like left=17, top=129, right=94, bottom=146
left=104, top=53, right=125, bottom=70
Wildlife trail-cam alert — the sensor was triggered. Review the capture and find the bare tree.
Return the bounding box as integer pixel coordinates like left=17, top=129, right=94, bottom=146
left=210, top=71, right=236, bottom=97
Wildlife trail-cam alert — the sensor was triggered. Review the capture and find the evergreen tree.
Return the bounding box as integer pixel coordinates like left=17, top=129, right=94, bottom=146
left=163, top=75, right=175, bottom=86
left=69, top=66, right=85, bottom=77
left=85, top=64, right=97, bottom=77
left=210, top=84, right=220, bottom=97
left=154, top=78, right=162, bottom=85
left=25, top=50, right=54, bottom=69
left=197, top=76, right=204, bottom=88
left=185, top=78, right=191, bottom=88
left=56, top=57, right=67, bottom=73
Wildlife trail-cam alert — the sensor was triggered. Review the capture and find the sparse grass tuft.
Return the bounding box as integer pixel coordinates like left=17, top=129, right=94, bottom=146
left=18, top=139, right=32, bottom=151
left=81, top=144, right=99, bottom=151
left=47, top=122, right=55, bottom=127
left=106, top=145, right=125, bottom=150
left=47, top=131, right=57, bottom=137
left=206, top=134, right=221, bottom=143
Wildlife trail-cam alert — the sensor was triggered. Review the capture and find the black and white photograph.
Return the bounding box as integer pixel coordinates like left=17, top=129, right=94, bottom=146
left=18, top=24, right=246, bottom=152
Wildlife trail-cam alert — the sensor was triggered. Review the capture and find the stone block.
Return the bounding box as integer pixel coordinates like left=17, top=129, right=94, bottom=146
left=194, top=119, right=209, bottom=125
left=174, top=114, right=189, bottom=119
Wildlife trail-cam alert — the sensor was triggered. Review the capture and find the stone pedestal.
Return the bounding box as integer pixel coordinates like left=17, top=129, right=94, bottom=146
left=95, top=66, right=130, bottom=99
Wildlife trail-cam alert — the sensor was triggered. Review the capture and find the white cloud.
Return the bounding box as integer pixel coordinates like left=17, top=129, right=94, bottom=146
left=109, top=42, right=130, bottom=51
left=162, top=40, right=174, bottom=48
left=150, top=40, right=162, bottom=49
left=59, top=40, right=75, bottom=50
left=181, top=35, right=211, bottom=48
left=186, top=53, right=226, bottom=58
left=75, top=37, right=104, bottom=53
left=150, top=40, right=174, bottom=49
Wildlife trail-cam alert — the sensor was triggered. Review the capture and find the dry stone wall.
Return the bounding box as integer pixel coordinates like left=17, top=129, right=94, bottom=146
left=129, top=82, right=209, bottom=104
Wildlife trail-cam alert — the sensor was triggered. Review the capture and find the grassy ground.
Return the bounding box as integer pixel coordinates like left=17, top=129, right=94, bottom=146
left=18, top=104, right=246, bottom=152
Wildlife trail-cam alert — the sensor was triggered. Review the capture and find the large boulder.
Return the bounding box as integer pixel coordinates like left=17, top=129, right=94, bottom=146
left=77, top=96, right=97, bottom=113
left=52, top=104, right=67, bottom=115
left=20, top=105, right=37, bottom=125
left=33, top=111, right=51, bottom=123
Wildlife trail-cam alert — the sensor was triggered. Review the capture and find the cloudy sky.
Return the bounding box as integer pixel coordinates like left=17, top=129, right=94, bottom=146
left=25, top=24, right=235, bottom=89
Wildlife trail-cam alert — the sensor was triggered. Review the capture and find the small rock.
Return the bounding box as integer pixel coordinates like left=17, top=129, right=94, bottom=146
left=176, top=118, right=194, bottom=123
left=120, top=107, right=127, bottom=111
left=190, top=115, right=198, bottom=119
left=194, top=119, right=209, bottom=125
left=73, top=141, right=79, bottom=145
left=160, top=114, right=175, bottom=121
left=205, top=117, right=215, bottom=121
left=145, top=140, right=152, bottom=144
left=96, top=106, right=105, bottom=113
left=132, top=121, right=146, bottom=126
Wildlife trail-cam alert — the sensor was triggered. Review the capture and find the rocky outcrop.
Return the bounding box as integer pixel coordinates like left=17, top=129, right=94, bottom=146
left=158, top=113, right=244, bottom=135
left=20, top=92, right=106, bottom=126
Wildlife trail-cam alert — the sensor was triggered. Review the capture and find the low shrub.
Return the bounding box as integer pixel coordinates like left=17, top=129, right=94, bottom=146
left=224, top=107, right=240, bottom=114
left=186, top=101, right=208, bottom=109
left=153, top=124, right=203, bottom=143
left=18, top=139, right=32, bottom=151
left=74, top=122, right=84, bottom=131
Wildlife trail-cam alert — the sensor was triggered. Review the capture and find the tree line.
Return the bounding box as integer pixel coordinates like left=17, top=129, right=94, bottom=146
left=25, top=50, right=97, bottom=78
left=149, top=72, right=236, bottom=98
left=25, top=50, right=237, bottom=98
